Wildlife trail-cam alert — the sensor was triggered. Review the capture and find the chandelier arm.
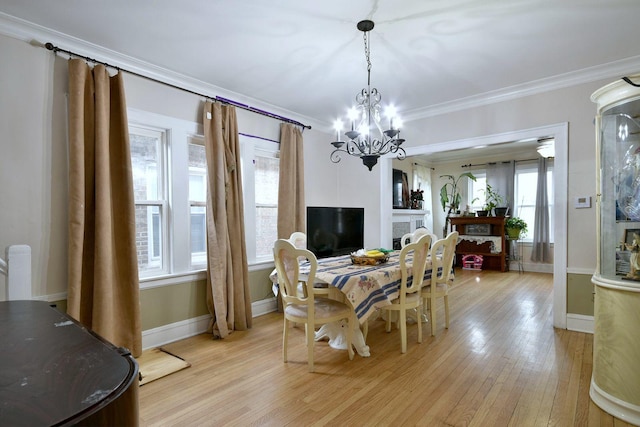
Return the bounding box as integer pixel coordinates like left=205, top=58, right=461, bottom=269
left=347, top=139, right=367, bottom=155
left=330, top=148, right=345, bottom=164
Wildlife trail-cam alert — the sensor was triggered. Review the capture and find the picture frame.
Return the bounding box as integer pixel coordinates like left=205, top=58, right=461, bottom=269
left=465, top=223, right=492, bottom=236
left=624, top=228, right=640, bottom=247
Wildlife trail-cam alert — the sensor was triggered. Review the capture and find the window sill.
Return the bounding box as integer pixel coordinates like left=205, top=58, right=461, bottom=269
left=139, top=261, right=275, bottom=289
left=140, top=270, right=207, bottom=290
left=249, top=259, right=275, bottom=272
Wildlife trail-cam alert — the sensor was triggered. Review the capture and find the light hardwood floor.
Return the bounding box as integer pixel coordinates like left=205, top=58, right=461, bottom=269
left=139, top=269, right=632, bottom=426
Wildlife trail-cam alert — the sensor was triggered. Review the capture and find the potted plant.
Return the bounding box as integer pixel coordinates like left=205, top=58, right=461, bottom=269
left=439, top=173, right=476, bottom=215
left=481, top=184, right=506, bottom=216
left=505, top=217, right=528, bottom=239
left=440, top=172, right=476, bottom=234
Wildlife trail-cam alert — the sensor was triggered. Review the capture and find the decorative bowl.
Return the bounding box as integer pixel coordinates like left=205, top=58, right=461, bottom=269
left=350, top=254, right=389, bottom=265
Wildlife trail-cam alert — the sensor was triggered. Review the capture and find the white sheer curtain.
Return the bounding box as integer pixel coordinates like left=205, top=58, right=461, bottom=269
left=530, top=158, right=552, bottom=262
left=412, top=163, right=433, bottom=230
left=486, top=161, right=515, bottom=214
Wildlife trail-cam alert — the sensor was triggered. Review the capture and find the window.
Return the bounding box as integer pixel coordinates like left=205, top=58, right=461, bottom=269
left=241, top=137, right=279, bottom=265
left=130, top=126, right=167, bottom=275
left=188, top=139, right=207, bottom=268
left=130, top=110, right=280, bottom=279
left=468, top=172, right=486, bottom=213
left=129, top=110, right=204, bottom=282
left=513, top=163, right=554, bottom=243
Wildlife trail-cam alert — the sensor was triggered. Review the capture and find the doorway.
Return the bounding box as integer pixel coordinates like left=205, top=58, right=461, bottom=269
left=382, top=123, right=568, bottom=329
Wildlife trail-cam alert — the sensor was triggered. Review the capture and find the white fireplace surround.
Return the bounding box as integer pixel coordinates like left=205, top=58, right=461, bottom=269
left=392, top=209, right=430, bottom=239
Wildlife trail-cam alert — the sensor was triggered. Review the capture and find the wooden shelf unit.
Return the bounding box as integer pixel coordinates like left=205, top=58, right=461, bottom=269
left=449, top=216, right=509, bottom=272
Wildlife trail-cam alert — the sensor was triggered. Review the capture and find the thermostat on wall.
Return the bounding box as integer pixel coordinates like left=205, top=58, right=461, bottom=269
left=575, top=196, right=591, bottom=208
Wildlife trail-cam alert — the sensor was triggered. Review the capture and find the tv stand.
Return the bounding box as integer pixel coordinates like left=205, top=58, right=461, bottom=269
left=449, top=216, right=509, bottom=272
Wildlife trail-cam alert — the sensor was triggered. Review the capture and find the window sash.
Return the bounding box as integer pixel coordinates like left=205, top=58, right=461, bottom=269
left=514, top=165, right=554, bottom=243
left=241, top=137, right=279, bottom=265
left=128, top=109, right=205, bottom=283
left=134, top=201, right=168, bottom=275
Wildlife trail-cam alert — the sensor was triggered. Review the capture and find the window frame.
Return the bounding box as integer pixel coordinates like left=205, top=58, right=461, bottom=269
left=187, top=138, right=207, bottom=270
left=240, top=136, right=280, bottom=268
left=467, top=171, right=486, bottom=213
left=129, top=124, right=169, bottom=277
left=513, top=161, right=555, bottom=244
left=128, top=109, right=206, bottom=288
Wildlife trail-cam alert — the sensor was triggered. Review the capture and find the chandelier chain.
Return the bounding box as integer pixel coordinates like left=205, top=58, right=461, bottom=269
left=363, top=30, right=371, bottom=85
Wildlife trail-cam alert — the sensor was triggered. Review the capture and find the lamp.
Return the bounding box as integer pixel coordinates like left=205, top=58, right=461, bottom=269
left=330, top=20, right=406, bottom=171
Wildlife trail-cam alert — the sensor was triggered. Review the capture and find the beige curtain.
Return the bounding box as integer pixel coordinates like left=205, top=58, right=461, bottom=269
left=203, top=101, right=252, bottom=338
left=277, top=123, right=305, bottom=238
left=67, top=59, right=141, bottom=357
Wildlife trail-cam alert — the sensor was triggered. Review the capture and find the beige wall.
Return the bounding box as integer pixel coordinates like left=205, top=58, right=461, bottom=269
left=140, top=280, right=209, bottom=330
left=0, top=27, right=613, bottom=332
left=400, top=82, right=605, bottom=272
left=0, top=32, right=339, bottom=330
left=567, top=273, right=594, bottom=316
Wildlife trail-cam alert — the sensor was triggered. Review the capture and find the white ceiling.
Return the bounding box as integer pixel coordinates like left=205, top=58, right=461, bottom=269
left=2, top=0, right=640, bottom=129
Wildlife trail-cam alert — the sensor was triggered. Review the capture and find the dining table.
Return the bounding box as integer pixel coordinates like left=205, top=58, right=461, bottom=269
left=271, top=250, right=446, bottom=357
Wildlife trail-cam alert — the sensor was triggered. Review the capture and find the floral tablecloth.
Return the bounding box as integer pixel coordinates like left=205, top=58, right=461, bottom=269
left=297, top=252, right=441, bottom=324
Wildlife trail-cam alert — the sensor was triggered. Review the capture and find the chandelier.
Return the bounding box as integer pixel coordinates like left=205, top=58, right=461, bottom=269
left=330, top=20, right=406, bottom=171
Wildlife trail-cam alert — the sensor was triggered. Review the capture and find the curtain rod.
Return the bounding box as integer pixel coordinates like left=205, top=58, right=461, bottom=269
left=44, top=42, right=312, bottom=130
left=461, top=158, right=541, bottom=168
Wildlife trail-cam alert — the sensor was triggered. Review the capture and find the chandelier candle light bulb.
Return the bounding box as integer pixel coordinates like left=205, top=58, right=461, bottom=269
left=330, top=20, right=407, bottom=171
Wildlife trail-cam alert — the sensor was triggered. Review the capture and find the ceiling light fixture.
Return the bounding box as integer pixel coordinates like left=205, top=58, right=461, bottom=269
left=330, top=20, right=406, bottom=171
left=537, top=141, right=555, bottom=158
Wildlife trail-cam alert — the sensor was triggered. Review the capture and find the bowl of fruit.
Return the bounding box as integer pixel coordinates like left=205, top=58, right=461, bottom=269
left=350, top=249, right=391, bottom=265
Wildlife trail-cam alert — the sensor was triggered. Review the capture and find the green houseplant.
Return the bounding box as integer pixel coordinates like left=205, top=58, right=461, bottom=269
left=481, top=184, right=506, bottom=216
left=505, top=217, right=528, bottom=239
left=440, top=172, right=476, bottom=236
left=439, top=172, right=476, bottom=216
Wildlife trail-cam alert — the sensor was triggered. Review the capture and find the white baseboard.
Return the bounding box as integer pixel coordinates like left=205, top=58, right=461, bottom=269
left=141, top=297, right=278, bottom=350
left=142, top=314, right=212, bottom=350
left=566, top=313, right=594, bottom=334
left=252, top=296, right=278, bottom=317
left=509, top=261, right=553, bottom=274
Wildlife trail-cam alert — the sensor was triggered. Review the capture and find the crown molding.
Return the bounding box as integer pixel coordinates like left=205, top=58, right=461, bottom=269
left=0, top=12, right=326, bottom=131
left=2, top=11, right=639, bottom=130
left=403, top=55, right=640, bottom=122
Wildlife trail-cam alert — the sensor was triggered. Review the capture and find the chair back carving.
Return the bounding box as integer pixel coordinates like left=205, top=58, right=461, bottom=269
left=288, top=232, right=307, bottom=250
left=398, top=234, right=432, bottom=299
left=401, top=227, right=438, bottom=249
left=274, top=239, right=317, bottom=302
left=430, top=231, right=459, bottom=285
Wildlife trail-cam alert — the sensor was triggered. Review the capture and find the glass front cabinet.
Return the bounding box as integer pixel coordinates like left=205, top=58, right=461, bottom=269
left=591, top=75, right=640, bottom=425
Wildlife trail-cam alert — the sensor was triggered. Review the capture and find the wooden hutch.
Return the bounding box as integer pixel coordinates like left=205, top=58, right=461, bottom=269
left=449, top=216, right=509, bottom=272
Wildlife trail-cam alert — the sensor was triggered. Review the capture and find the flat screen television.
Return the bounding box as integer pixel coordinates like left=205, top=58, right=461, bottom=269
left=306, top=206, right=364, bottom=258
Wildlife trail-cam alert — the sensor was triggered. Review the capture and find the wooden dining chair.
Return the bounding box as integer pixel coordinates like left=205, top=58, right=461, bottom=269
left=273, top=239, right=355, bottom=372
left=288, top=231, right=307, bottom=250
left=401, top=227, right=437, bottom=249
left=421, top=231, right=459, bottom=336
left=380, top=233, right=431, bottom=353
left=287, top=232, right=329, bottom=297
